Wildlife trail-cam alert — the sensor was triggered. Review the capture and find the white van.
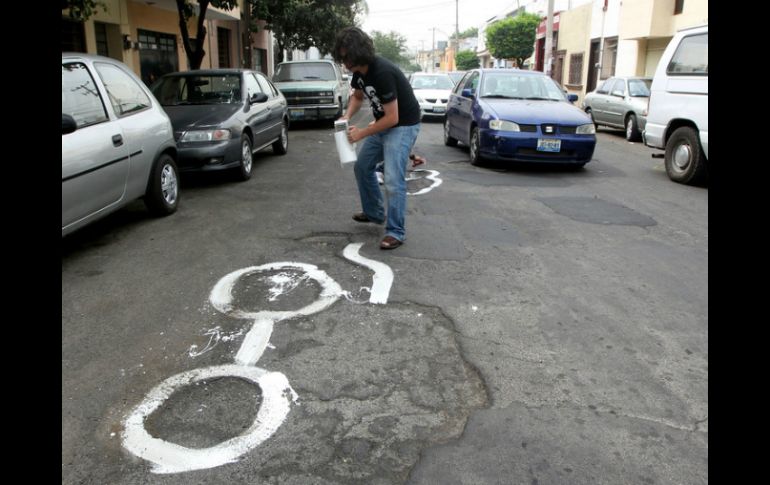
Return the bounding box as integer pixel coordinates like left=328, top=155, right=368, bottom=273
left=644, top=25, right=708, bottom=185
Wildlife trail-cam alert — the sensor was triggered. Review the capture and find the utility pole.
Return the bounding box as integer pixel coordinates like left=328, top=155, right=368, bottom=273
left=432, top=27, right=436, bottom=73
left=544, top=0, right=554, bottom=76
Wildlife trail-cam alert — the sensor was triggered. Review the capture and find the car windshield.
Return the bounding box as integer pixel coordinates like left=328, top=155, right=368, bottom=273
left=411, top=75, right=454, bottom=90
left=628, top=79, right=652, bottom=97
left=273, top=63, right=336, bottom=81
left=480, top=72, right=567, bottom=101
left=152, top=74, right=242, bottom=105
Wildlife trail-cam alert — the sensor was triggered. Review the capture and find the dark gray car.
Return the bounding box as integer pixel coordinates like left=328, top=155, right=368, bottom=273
left=152, top=69, right=289, bottom=181
left=582, top=76, right=652, bottom=141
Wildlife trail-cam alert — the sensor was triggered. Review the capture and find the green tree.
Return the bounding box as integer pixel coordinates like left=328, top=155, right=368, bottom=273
left=455, top=50, right=479, bottom=70
left=451, top=27, right=478, bottom=41
left=61, top=0, right=107, bottom=21
left=249, top=0, right=367, bottom=62
left=174, top=1, right=239, bottom=70
left=485, top=12, right=540, bottom=68
left=371, top=30, right=408, bottom=67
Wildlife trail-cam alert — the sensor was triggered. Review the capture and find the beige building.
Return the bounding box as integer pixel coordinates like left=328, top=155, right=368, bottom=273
left=616, top=0, right=708, bottom=77
left=62, top=0, right=275, bottom=85
left=556, top=2, right=594, bottom=106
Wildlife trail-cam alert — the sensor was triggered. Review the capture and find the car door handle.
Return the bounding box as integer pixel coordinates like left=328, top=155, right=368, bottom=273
left=112, top=134, right=123, bottom=147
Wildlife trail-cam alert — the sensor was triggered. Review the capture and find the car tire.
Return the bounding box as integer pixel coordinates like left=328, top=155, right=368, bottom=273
left=444, top=118, right=458, bottom=147
left=469, top=127, right=483, bottom=166
left=625, top=114, right=641, bottom=142
left=236, top=134, right=253, bottom=181
left=664, top=126, right=707, bottom=185
left=144, top=153, right=179, bottom=216
left=272, top=119, right=288, bottom=155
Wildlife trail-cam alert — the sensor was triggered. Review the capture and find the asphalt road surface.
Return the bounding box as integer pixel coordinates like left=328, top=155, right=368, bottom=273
left=62, top=111, right=708, bottom=484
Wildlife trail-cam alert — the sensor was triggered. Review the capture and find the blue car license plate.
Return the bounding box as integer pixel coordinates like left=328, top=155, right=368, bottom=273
left=433, top=107, right=445, bottom=113
left=537, top=138, right=561, bottom=152
left=290, top=108, right=304, bottom=119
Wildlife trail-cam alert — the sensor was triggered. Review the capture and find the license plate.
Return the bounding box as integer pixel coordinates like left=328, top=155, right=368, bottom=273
left=289, top=108, right=304, bottom=119
left=433, top=107, right=445, bottom=113
left=537, top=138, right=561, bottom=152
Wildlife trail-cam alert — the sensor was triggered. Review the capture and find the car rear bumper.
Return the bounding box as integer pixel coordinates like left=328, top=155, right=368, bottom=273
left=479, top=128, right=595, bottom=164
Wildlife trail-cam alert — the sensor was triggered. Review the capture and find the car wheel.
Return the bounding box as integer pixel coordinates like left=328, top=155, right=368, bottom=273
left=469, top=127, right=483, bottom=166
left=144, top=153, right=179, bottom=216
left=444, top=118, right=458, bottom=147
left=625, top=114, right=641, bottom=142
left=664, top=126, right=707, bottom=185
left=236, top=135, right=253, bottom=181
left=273, top=119, right=288, bottom=155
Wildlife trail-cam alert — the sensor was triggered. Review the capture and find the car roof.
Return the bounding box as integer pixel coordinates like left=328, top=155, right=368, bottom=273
left=477, top=68, right=544, bottom=76
left=277, top=59, right=336, bottom=64
left=62, top=52, right=124, bottom=65
left=160, top=69, right=251, bottom=76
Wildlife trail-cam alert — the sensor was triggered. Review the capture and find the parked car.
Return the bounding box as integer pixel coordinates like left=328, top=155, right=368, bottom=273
left=410, top=72, right=455, bottom=119
left=62, top=53, right=179, bottom=237
left=151, top=69, right=289, bottom=181
left=582, top=76, right=652, bottom=141
left=644, top=24, right=708, bottom=185
left=444, top=69, right=596, bottom=166
left=272, top=60, right=349, bottom=123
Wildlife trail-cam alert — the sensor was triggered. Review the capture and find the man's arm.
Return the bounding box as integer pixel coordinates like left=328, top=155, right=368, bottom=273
left=340, top=89, right=364, bottom=120
left=347, top=99, right=399, bottom=143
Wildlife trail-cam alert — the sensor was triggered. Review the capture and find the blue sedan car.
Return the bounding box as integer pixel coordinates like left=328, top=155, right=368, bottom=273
left=444, top=69, right=596, bottom=166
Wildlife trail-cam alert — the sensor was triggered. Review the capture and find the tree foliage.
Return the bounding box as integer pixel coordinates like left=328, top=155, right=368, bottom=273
left=61, top=0, right=107, bottom=21
left=371, top=30, right=409, bottom=68
left=249, top=0, right=366, bottom=62
left=485, top=12, right=540, bottom=68
left=455, top=50, right=479, bottom=70
left=451, top=27, right=478, bottom=41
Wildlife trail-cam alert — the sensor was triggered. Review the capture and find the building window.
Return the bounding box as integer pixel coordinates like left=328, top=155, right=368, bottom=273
left=600, top=37, right=618, bottom=80
left=569, top=53, right=584, bottom=86
left=674, top=0, right=684, bottom=15
left=94, top=22, right=109, bottom=57
left=62, top=16, right=86, bottom=53
left=218, top=27, right=231, bottom=68
left=253, top=48, right=267, bottom=75
left=137, top=29, right=178, bottom=86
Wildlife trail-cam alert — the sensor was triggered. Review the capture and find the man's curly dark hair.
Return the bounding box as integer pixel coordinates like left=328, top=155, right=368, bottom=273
left=333, top=27, right=375, bottom=67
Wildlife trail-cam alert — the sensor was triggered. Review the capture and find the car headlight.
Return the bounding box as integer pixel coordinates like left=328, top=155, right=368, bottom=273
left=415, top=95, right=425, bottom=103
left=576, top=123, right=596, bottom=134
left=489, top=120, right=521, bottom=132
left=180, top=129, right=232, bottom=142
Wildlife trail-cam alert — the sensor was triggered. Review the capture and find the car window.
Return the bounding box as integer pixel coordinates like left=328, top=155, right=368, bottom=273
left=273, top=62, right=336, bottom=81
left=410, top=75, right=454, bottom=90
left=453, top=72, right=470, bottom=94
left=62, top=62, right=109, bottom=128
left=153, top=74, right=242, bottom=105
left=465, top=72, right=480, bottom=94
left=94, top=62, right=151, bottom=117
left=254, top=73, right=275, bottom=98
left=596, top=78, right=612, bottom=94
left=611, top=79, right=626, bottom=96
left=667, top=33, right=708, bottom=75
left=246, top=73, right=263, bottom=100
left=628, top=79, right=651, bottom=97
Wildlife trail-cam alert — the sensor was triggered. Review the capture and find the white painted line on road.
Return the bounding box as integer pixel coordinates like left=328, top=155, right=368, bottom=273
left=122, top=365, right=294, bottom=474
left=342, top=243, right=393, bottom=304
left=408, top=169, right=442, bottom=196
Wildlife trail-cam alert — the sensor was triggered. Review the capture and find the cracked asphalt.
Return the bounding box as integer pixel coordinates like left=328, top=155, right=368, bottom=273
left=62, top=111, right=707, bottom=484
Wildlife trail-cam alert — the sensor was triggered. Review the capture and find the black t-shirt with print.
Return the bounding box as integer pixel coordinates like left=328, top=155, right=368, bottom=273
left=350, top=56, right=421, bottom=127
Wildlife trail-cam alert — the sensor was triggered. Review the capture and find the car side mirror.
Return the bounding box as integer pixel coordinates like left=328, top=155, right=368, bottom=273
left=461, top=88, right=475, bottom=99
left=567, top=94, right=578, bottom=103
left=62, top=113, right=77, bottom=135
left=250, top=92, right=269, bottom=104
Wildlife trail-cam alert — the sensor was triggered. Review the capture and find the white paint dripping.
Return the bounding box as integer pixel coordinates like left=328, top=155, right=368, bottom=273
left=408, top=169, right=443, bottom=196
left=342, top=243, right=394, bottom=304
left=187, top=326, right=246, bottom=358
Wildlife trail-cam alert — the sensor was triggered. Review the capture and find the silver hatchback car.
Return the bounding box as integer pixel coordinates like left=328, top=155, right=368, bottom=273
left=62, top=53, right=179, bottom=237
left=582, top=76, right=652, bottom=142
